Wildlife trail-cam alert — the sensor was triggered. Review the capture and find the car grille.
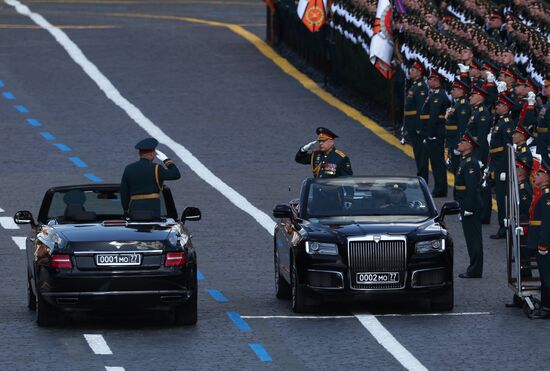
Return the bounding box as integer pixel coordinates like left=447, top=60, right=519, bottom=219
left=348, top=237, right=407, bottom=290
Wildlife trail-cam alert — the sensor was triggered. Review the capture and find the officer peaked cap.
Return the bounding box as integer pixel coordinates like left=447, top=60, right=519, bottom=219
left=135, top=137, right=159, bottom=151
left=496, top=94, right=514, bottom=108
left=461, top=130, right=478, bottom=148
left=514, top=124, right=531, bottom=138
left=451, top=79, right=470, bottom=91
left=471, top=85, right=488, bottom=98
left=539, top=158, right=550, bottom=176
left=316, top=127, right=338, bottom=140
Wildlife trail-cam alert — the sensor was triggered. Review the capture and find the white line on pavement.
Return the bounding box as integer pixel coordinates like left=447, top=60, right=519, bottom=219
left=4, top=0, right=275, bottom=236
left=241, top=312, right=491, bottom=319
left=11, top=236, right=26, bottom=250
left=83, top=334, right=113, bottom=355
left=0, top=216, right=19, bottom=230
left=0, top=208, right=4, bottom=212
left=355, top=314, right=428, bottom=371
left=105, top=367, right=125, bottom=371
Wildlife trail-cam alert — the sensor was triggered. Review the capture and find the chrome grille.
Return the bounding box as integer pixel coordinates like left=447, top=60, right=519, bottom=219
left=348, top=236, right=407, bottom=290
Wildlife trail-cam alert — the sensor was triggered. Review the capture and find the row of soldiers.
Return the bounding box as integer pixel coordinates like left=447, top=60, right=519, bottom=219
left=404, top=60, right=550, bottom=317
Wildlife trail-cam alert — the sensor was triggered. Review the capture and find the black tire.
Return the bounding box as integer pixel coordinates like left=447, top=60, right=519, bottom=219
left=27, top=276, right=36, bottom=311
left=175, top=268, right=198, bottom=326
left=275, top=249, right=291, bottom=300
left=291, top=259, right=311, bottom=313
left=430, top=286, right=454, bottom=312
left=36, top=292, right=58, bottom=327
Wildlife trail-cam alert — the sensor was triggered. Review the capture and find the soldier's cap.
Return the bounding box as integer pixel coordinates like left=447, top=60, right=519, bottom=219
left=471, top=84, right=488, bottom=98
left=514, top=123, right=531, bottom=138
left=526, top=79, right=540, bottom=93
left=538, top=158, right=550, bottom=176
left=515, top=158, right=531, bottom=171
left=496, top=94, right=514, bottom=108
left=135, top=137, right=159, bottom=151
left=451, top=79, right=469, bottom=91
left=471, top=59, right=483, bottom=70
left=316, top=127, right=338, bottom=141
left=544, top=76, right=550, bottom=88
left=461, top=130, right=478, bottom=148
left=516, top=75, right=527, bottom=85
left=410, top=61, right=426, bottom=75
left=500, top=66, right=517, bottom=80
left=489, top=10, right=503, bottom=20
left=387, top=183, right=407, bottom=192
left=428, top=69, right=444, bottom=81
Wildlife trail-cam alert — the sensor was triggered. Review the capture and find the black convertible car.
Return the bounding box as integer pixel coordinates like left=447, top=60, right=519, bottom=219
left=14, top=184, right=201, bottom=326
left=273, top=176, right=459, bottom=313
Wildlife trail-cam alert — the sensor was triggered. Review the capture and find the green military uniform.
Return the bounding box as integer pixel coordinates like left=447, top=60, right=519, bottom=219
left=445, top=80, right=472, bottom=174
left=537, top=102, right=550, bottom=157
left=517, top=159, right=534, bottom=278
left=455, top=132, right=484, bottom=278
left=420, top=72, right=450, bottom=196
left=121, top=138, right=181, bottom=219
left=295, top=127, right=353, bottom=178
left=404, top=73, right=429, bottom=181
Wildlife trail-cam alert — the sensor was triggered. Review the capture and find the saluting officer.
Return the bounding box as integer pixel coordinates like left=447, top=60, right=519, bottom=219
left=121, top=138, right=181, bottom=219
left=490, top=94, right=516, bottom=239
left=404, top=61, right=429, bottom=181
left=481, top=61, right=498, bottom=107
left=420, top=70, right=450, bottom=197
left=295, top=127, right=352, bottom=178
left=527, top=159, right=550, bottom=319
left=513, top=124, right=533, bottom=170
left=445, top=79, right=472, bottom=174
left=536, top=77, right=550, bottom=157
left=455, top=131, right=484, bottom=278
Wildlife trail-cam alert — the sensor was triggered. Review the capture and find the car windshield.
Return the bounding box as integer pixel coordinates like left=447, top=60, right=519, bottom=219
left=305, top=177, right=431, bottom=218
left=47, top=189, right=168, bottom=222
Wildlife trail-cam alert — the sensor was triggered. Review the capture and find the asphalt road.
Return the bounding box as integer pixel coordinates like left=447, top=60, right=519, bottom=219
left=0, top=0, right=549, bottom=370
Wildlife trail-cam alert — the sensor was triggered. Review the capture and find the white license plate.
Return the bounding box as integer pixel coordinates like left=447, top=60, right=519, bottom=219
left=356, top=272, right=399, bottom=284
left=95, top=253, right=141, bottom=266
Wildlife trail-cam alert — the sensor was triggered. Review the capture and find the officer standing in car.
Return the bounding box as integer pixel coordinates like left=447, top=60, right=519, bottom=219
left=121, top=138, right=181, bottom=218
left=295, top=127, right=353, bottom=178
left=455, top=131, right=484, bottom=278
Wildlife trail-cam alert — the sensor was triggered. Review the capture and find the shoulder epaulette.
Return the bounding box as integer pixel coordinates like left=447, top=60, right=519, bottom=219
left=460, top=99, right=465, bottom=104
left=335, top=149, right=346, bottom=158
left=520, top=183, right=525, bottom=189
left=479, top=106, right=484, bottom=112
left=504, top=117, right=510, bottom=122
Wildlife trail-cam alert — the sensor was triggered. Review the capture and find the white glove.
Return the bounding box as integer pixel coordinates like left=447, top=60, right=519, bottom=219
left=458, top=63, right=470, bottom=73
left=301, top=140, right=318, bottom=152
left=478, top=160, right=484, bottom=168
left=486, top=71, right=496, bottom=83
left=500, top=172, right=506, bottom=181
left=487, top=133, right=492, bottom=145
left=156, top=149, right=169, bottom=162
left=463, top=211, right=474, bottom=217
left=527, top=91, right=536, bottom=105
left=453, top=149, right=461, bottom=156
left=496, top=81, right=507, bottom=93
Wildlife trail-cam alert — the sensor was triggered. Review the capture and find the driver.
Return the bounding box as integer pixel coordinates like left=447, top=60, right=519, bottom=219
left=379, top=183, right=409, bottom=212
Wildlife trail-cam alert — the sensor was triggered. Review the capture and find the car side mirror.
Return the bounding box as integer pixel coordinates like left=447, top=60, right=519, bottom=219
left=273, top=204, right=292, bottom=219
left=438, top=201, right=460, bottom=221
left=14, top=210, right=35, bottom=225
left=181, top=207, right=201, bottom=223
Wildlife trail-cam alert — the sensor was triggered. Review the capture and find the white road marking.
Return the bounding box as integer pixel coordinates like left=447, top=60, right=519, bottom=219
left=242, top=315, right=355, bottom=319
left=11, top=236, right=26, bottom=250
left=5, top=0, right=275, bottom=236
left=105, top=367, right=125, bottom=371
left=0, top=207, right=4, bottom=212
left=355, top=314, right=428, bottom=371
left=241, top=312, right=491, bottom=319
left=0, top=216, right=19, bottom=229
left=83, top=334, right=113, bottom=355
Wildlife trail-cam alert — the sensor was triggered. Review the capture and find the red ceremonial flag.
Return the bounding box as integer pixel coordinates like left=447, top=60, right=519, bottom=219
left=297, top=0, right=328, bottom=33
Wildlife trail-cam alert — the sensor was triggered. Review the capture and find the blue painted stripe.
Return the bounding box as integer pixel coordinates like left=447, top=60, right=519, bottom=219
left=26, top=118, right=42, bottom=127
left=207, top=289, right=228, bottom=302
left=0, top=80, right=4, bottom=87
left=69, top=157, right=88, bottom=168
left=197, top=270, right=205, bottom=281
left=84, top=173, right=103, bottom=182
left=40, top=131, right=55, bottom=141
left=3, top=92, right=15, bottom=100
left=249, top=344, right=272, bottom=362
left=53, top=143, right=71, bottom=152
left=227, top=312, right=251, bottom=332
left=14, top=105, right=29, bottom=113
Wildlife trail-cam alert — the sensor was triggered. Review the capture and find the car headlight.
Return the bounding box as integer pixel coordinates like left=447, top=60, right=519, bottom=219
left=305, top=241, right=338, bottom=255
left=415, top=239, right=445, bottom=253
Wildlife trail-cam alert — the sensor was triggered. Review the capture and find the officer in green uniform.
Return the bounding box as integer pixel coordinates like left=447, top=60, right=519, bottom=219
left=527, top=159, right=550, bottom=319
left=404, top=61, right=429, bottom=181
left=121, top=138, right=181, bottom=219
left=516, top=158, right=534, bottom=279
left=536, top=77, right=550, bottom=157
left=481, top=61, right=498, bottom=107
left=490, top=94, right=516, bottom=239
left=295, top=127, right=352, bottom=178
left=513, top=124, right=533, bottom=169
left=467, top=85, right=493, bottom=224
left=445, top=79, right=472, bottom=174
left=455, top=131, right=484, bottom=278
left=420, top=70, right=450, bottom=197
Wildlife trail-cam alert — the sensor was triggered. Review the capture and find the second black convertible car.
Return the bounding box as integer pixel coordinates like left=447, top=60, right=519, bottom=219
left=273, top=176, right=459, bottom=313
left=14, top=184, right=201, bottom=326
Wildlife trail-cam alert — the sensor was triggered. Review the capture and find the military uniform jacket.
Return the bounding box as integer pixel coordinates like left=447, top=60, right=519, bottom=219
left=467, top=104, right=492, bottom=163
left=482, top=82, right=497, bottom=107
left=518, top=103, right=536, bottom=129
left=527, top=186, right=550, bottom=252
left=519, top=178, right=533, bottom=225
left=445, top=96, right=471, bottom=149
left=121, top=158, right=181, bottom=212
left=537, top=103, right=550, bottom=156
left=516, top=143, right=533, bottom=169
left=420, top=88, right=450, bottom=139
left=295, top=147, right=353, bottom=178
left=454, top=153, right=483, bottom=212
left=403, top=79, right=428, bottom=134
left=489, top=114, right=515, bottom=173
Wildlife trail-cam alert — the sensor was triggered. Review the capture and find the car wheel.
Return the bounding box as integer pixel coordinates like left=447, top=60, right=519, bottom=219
left=27, top=276, right=36, bottom=311
left=291, top=259, right=310, bottom=313
left=175, top=268, right=198, bottom=326
left=36, top=292, right=58, bottom=327
left=430, top=286, right=454, bottom=312
left=275, top=249, right=291, bottom=300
